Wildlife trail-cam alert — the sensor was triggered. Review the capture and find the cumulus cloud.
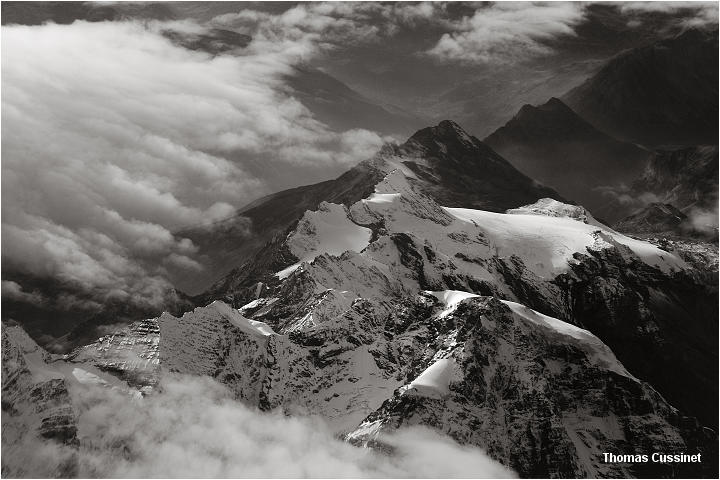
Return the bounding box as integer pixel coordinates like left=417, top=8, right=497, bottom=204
left=1, top=18, right=388, bottom=306
left=3, top=374, right=516, bottom=478
left=426, top=2, right=587, bottom=64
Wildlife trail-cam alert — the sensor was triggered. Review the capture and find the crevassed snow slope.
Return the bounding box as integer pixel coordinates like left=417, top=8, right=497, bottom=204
left=445, top=207, right=686, bottom=278
left=277, top=202, right=372, bottom=279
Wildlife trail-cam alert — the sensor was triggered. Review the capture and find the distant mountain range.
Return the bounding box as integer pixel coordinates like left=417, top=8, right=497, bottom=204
left=614, top=203, right=696, bottom=238
left=486, top=28, right=718, bottom=226
left=286, top=65, right=426, bottom=137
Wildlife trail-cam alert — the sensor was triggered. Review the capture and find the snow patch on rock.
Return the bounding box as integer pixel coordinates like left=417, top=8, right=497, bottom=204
left=363, top=192, right=401, bottom=204
left=428, top=290, right=479, bottom=318
left=209, top=300, right=275, bottom=337
left=403, top=358, right=457, bottom=399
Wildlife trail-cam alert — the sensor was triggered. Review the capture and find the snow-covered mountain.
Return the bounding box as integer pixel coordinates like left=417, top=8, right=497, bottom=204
left=187, top=120, right=565, bottom=297
left=6, top=126, right=716, bottom=477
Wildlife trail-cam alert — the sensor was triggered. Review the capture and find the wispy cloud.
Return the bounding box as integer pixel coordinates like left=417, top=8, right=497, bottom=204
left=619, top=1, right=719, bottom=28
left=425, top=2, right=587, bottom=64
left=210, top=2, right=444, bottom=50
left=3, top=374, right=516, bottom=478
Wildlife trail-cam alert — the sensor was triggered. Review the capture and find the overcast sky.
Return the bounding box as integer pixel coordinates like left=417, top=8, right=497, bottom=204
left=2, top=1, right=717, bottom=312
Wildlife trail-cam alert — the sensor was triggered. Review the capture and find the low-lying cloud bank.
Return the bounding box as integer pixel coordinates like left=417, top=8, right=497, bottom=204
left=3, top=374, right=515, bottom=478
left=1, top=19, right=386, bottom=309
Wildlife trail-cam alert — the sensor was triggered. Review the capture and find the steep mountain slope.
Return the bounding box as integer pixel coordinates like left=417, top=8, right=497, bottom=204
left=51, top=164, right=717, bottom=477
left=184, top=120, right=564, bottom=296
left=564, top=28, right=719, bottom=147
left=347, top=296, right=713, bottom=478
left=418, top=60, right=600, bottom=139
left=1, top=322, right=158, bottom=477
left=613, top=203, right=719, bottom=242
left=485, top=97, right=650, bottom=222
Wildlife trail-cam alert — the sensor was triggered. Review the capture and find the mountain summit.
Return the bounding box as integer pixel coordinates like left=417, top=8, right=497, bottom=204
left=485, top=97, right=649, bottom=222
left=182, top=120, right=563, bottom=296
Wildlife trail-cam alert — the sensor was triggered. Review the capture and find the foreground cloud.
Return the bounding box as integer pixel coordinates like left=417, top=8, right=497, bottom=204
left=1, top=19, right=386, bottom=307
left=3, top=374, right=516, bottom=478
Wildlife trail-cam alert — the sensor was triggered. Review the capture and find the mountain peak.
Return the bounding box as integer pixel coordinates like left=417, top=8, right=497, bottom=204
left=484, top=96, right=650, bottom=222
left=538, top=97, right=572, bottom=112
left=493, top=97, right=600, bottom=142
left=437, top=119, right=468, bottom=133
left=405, top=119, right=478, bottom=152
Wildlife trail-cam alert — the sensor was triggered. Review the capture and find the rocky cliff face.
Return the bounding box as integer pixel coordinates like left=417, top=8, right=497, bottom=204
left=346, top=296, right=714, bottom=478
left=2, top=326, right=79, bottom=477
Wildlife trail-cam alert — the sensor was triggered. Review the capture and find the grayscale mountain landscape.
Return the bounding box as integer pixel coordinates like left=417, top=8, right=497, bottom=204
left=1, top=2, right=718, bottom=478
